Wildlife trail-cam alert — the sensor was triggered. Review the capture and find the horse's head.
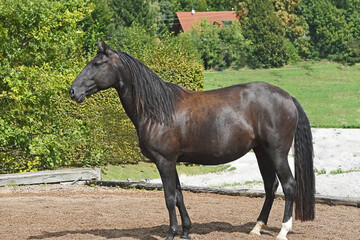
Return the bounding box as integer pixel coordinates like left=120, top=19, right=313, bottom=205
left=69, top=40, right=120, bottom=103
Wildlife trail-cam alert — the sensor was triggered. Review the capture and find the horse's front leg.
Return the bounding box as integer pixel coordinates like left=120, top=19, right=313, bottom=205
left=175, top=171, right=192, bottom=239
left=155, top=157, right=179, bottom=240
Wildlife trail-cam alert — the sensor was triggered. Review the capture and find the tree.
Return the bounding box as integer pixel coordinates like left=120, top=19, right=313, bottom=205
left=80, top=0, right=113, bottom=53
left=110, top=0, right=160, bottom=31
left=298, top=0, right=353, bottom=60
left=239, top=0, right=288, bottom=68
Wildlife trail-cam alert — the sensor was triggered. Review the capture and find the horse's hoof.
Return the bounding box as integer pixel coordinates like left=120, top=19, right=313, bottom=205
left=249, top=231, right=261, bottom=237
left=180, top=237, right=191, bottom=240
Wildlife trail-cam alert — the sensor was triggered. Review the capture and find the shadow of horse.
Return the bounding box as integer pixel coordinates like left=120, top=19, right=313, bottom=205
left=28, top=221, right=281, bottom=239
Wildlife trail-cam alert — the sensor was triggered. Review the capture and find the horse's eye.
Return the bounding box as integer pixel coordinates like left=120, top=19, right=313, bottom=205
left=94, top=61, right=102, bottom=67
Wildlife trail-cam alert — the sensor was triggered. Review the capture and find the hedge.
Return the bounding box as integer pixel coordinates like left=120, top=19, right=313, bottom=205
left=0, top=6, right=204, bottom=173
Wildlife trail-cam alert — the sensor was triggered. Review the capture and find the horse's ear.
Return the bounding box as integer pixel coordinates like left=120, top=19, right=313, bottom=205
left=100, top=39, right=113, bottom=55
left=97, top=39, right=104, bottom=53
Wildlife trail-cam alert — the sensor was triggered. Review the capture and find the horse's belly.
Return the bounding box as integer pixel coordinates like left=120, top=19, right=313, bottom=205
left=179, top=148, right=250, bottom=165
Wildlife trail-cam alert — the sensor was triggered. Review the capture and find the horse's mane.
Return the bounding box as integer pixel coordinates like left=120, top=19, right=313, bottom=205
left=116, top=51, right=185, bottom=124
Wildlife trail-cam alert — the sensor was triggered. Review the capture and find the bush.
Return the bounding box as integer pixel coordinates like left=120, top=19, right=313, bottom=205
left=0, top=0, right=90, bottom=67
left=0, top=22, right=204, bottom=173
left=0, top=0, right=94, bottom=173
left=0, top=64, right=92, bottom=173
left=178, top=19, right=250, bottom=70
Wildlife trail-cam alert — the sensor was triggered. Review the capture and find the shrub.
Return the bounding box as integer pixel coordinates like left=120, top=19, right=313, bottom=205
left=0, top=64, right=91, bottom=173
left=0, top=2, right=204, bottom=173
left=0, top=0, right=90, bottom=67
left=178, top=19, right=250, bottom=70
left=0, top=0, right=94, bottom=173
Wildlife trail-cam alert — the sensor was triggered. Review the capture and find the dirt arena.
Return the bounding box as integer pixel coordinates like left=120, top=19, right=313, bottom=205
left=0, top=185, right=359, bottom=240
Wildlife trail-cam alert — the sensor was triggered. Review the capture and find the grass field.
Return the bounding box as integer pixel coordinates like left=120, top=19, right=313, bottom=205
left=102, top=162, right=231, bottom=180
left=205, top=62, right=360, bottom=128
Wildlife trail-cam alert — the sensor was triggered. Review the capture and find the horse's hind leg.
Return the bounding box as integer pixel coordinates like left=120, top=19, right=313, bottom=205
left=175, top=171, right=192, bottom=239
left=271, top=152, right=296, bottom=240
left=250, top=147, right=279, bottom=236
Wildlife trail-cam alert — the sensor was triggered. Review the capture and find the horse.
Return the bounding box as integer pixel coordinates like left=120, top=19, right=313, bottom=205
left=69, top=40, right=315, bottom=240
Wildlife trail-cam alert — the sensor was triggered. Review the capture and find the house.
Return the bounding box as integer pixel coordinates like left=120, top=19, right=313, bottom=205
left=172, top=11, right=238, bottom=34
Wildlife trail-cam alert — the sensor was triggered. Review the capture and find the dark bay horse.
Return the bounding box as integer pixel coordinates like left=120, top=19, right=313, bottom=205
left=69, top=40, right=315, bottom=240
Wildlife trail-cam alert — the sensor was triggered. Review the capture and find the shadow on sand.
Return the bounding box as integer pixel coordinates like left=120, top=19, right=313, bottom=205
left=28, top=221, right=283, bottom=239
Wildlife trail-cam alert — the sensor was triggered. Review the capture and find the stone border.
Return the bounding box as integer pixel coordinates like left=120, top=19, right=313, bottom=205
left=93, top=180, right=360, bottom=208
left=0, top=168, right=101, bottom=186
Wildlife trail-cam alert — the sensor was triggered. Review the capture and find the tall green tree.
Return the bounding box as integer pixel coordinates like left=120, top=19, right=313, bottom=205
left=110, top=0, right=160, bottom=31
left=80, top=0, right=113, bottom=53
left=239, top=0, right=288, bottom=68
left=298, top=0, right=353, bottom=60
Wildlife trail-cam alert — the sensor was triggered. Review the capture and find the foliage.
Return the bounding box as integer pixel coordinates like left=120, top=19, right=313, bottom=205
left=240, top=0, right=288, bottom=68
left=80, top=0, right=114, bottom=53
left=0, top=0, right=94, bottom=173
left=273, top=0, right=310, bottom=59
left=178, top=0, right=234, bottom=11
left=178, top=19, right=250, bottom=70
left=110, top=0, right=161, bottom=33
left=0, top=0, right=90, bottom=67
left=297, top=0, right=359, bottom=64
left=0, top=0, right=204, bottom=173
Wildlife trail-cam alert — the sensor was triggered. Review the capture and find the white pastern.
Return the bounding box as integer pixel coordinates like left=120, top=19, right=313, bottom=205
left=276, top=217, right=292, bottom=240
left=249, top=221, right=266, bottom=236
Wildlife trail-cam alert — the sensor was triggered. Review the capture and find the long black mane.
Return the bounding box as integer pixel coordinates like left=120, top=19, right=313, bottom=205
left=116, top=51, right=185, bottom=124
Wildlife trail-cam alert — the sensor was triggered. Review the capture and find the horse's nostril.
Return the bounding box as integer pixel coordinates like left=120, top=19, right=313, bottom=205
left=69, top=88, right=74, bottom=97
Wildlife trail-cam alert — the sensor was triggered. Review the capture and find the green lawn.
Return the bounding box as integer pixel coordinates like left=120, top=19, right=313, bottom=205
left=205, top=62, right=360, bottom=128
left=102, top=162, right=232, bottom=180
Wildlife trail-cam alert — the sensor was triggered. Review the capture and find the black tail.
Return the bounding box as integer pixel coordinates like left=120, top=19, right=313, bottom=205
left=292, top=97, right=315, bottom=221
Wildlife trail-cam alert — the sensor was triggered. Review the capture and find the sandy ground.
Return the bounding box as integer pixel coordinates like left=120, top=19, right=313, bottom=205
left=0, top=128, right=359, bottom=239
left=1, top=184, right=359, bottom=240
left=150, top=128, right=360, bottom=199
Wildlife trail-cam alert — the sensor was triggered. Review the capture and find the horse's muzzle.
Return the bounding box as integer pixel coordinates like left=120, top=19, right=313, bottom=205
left=69, top=88, right=85, bottom=103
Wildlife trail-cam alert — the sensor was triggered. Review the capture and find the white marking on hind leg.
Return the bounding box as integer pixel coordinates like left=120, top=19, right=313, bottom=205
left=277, top=217, right=292, bottom=240
left=249, top=221, right=266, bottom=236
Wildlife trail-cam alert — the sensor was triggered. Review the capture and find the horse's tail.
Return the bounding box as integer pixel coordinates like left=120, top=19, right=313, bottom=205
left=292, top=97, right=315, bottom=221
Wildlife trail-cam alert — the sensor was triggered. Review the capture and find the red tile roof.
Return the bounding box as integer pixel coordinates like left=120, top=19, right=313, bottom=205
left=174, top=11, right=238, bottom=33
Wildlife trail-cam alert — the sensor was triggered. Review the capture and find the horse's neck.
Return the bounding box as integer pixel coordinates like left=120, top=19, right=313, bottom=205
left=115, top=81, right=140, bottom=128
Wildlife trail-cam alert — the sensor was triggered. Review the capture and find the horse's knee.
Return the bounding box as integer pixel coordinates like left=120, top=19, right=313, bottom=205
left=165, top=195, right=176, bottom=209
